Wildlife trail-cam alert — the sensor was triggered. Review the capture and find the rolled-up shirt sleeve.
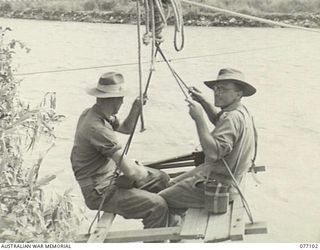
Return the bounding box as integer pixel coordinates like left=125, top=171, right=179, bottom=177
left=89, top=125, right=122, bottom=157
left=212, top=113, right=241, bottom=160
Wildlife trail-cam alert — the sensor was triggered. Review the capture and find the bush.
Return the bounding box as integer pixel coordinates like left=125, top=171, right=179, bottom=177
left=0, top=2, right=12, bottom=12
left=99, top=0, right=117, bottom=11
left=83, top=0, right=97, bottom=11
left=0, top=27, right=82, bottom=242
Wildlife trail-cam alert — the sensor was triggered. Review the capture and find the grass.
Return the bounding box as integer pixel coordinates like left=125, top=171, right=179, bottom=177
left=1, top=0, right=320, bottom=15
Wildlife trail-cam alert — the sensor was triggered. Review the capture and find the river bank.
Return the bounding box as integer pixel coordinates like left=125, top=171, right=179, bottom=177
left=0, top=8, right=320, bottom=28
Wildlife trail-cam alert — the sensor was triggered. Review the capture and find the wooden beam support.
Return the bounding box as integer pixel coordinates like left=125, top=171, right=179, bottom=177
left=204, top=205, right=231, bottom=242
left=144, top=153, right=194, bottom=167
left=151, top=161, right=195, bottom=169
left=180, top=208, right=209, bottom=239
left=245, top=221, right=268, bottom=235
left=229, top=198, right=246, bottom=241
left=169, top=171, right=186, bottom=178
left=87, top=213, right=116, bottom=243
left=104, top=226, right=182, bottom=243
left=248, top=165, right=266, bottom=173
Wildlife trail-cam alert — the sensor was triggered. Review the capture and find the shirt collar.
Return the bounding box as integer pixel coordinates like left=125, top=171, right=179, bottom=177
left=92, top=104, right=117, bottom=129
left=92, top=104, right=107, bottom=120
left=221, top=100, right=242, bottom=112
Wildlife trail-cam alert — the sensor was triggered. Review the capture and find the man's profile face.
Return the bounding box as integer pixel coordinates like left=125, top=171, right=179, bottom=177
left=213, top=82, right=242, bottom=108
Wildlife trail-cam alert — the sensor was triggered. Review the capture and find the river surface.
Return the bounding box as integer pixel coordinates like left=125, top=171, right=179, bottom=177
left=1, top=17, right=320, bottom=242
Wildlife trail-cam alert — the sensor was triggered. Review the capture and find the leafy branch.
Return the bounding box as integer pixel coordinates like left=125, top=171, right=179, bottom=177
left=0, top=26, right=81, bottom=243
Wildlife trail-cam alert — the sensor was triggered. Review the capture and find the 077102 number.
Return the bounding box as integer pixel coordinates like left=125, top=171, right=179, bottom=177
left=300, top=244, right=318, bottom=248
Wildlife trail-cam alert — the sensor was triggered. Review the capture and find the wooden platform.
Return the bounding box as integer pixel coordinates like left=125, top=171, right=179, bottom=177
left=76, top=154, right=267, bottom=243
left=76, top=196, right=267, bottom=243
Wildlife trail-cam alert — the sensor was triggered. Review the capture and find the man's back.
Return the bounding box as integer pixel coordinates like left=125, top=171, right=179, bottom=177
left=70, top=105, right=120, bottom=182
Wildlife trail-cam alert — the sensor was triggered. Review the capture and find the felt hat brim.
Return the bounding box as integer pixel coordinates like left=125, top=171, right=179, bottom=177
left=204, top=79, right=256, bottom=97
left=86, top=87, right=127, bottom=98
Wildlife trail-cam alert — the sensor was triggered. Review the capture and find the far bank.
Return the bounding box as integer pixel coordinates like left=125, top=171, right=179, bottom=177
left=1, top=8, right=320, bottom=28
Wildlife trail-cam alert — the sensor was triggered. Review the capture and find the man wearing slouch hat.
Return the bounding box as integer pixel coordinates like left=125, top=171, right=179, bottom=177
left=71, top=72, right=169, bottom=228
left=160, top=68, right=256, bottom=216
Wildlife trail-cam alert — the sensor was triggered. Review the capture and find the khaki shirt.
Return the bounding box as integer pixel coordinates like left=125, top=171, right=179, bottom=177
left=70, top=104, right=121, bottom=184
left=200, top=101, right=255, bottom=183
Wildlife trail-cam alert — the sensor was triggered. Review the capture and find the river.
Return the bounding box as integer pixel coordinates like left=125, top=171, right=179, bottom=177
left=1, top=17, right=320, bottom=242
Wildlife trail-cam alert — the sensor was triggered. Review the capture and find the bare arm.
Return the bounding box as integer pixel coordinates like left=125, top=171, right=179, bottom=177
left=117, top=97, right=145, bottom=134
left=187, top=99, right=219, bottom=162
left=189, top=87, right=219, bottom=125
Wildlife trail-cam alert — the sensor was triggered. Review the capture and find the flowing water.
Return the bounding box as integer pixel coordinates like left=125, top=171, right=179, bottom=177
left=1, top=17, right=320, bottom=242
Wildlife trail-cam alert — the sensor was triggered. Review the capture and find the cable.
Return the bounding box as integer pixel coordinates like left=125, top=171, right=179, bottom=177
left=14, top=44, right=289, bottom=77
left=180, top=0, right=320, bottom=34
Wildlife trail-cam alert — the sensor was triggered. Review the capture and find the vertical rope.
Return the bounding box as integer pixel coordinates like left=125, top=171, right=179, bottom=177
left=150, top=0, right=156, bottom=71
left=143, top=0, right=151, bottom=45
left=136, top=0, right=145, bottom=132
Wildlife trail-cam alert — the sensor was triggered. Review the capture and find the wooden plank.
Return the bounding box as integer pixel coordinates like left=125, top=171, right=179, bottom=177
left=104, top=226, right=181, bottom=243
left=204, top=204, right=231, bottom=242
left=229, top=198, right=246, bottom=241
left=144, top=153, right=194, bottom=167
left=180, top=208, right=209, bottom=239
left=169, top=171, right=187, bottom=178
left=150, top=161, right=195, bottom=169
left=87, top=213, right=116, bottom=243
left=248, top=165, right=266, bottom=173
left=245, top=221, right=268, bottom=235
left=75, top=234, right=90, bottom=243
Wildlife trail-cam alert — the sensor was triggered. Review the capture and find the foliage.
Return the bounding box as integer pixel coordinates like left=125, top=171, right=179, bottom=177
left=2, top=0, right=320, bottom=14
left=0, top=27, right=81, bottom=242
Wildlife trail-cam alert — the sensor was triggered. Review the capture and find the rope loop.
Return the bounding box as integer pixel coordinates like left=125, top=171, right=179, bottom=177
left=141, top=0, right=185, bottom=51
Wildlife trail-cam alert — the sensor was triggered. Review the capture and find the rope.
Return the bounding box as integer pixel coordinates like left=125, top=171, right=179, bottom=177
left=180, top=0, right=320, bottom=34
left=136, top=0, right=145, bottom=132
left=87, top=152, right=124, bottom=234
left=250, top=116, right=262, bottom=185
left=150, top=0, right=157, bottom=68
left=14, top=44, right=289, bottom=77
left=143, top=0, right=151, bottom=45
left=154, top=0, right=167, bottom=25
left=144, top=46, right=159, bottom=98
left=141, top=0, right=185, bottom=51
left=156, top=44, right=189, bottom=98
left=87, top=47, right=159, bottom=234
left=169, top=0, right=185, bottom=51
left=221, top=158, right=255, bottom=224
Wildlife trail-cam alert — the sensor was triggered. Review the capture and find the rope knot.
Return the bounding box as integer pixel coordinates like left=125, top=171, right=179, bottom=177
left=143, top=32, right=151, bottom=45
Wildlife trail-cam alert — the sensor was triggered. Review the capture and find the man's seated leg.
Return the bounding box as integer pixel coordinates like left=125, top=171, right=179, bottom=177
left=100, top=187, right=169, bottom=229
left=159, top=176, right=205, bottom=210
left=136, top=166, right=170, bottom=193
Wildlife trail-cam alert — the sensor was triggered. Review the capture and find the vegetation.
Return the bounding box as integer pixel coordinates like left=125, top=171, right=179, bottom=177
left=1, top=0, right=320, bottom=15
left=0, top=27, right=82, bottom=242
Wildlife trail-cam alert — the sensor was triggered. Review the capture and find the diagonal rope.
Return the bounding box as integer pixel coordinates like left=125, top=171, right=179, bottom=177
left=156, top=44, right=189, bottom=98
left=221, top=158, right=254, bottom=224
left=87, top=47, right=159, bottom=234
